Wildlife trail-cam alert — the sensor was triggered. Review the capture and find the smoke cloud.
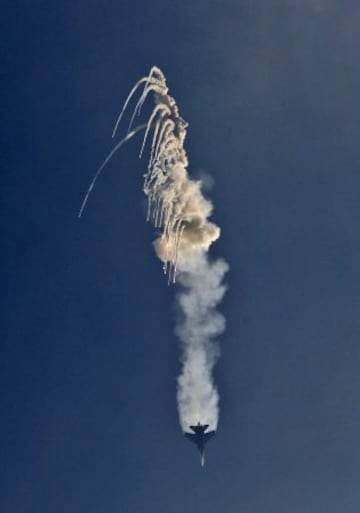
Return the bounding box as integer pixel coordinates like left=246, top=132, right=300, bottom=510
left=80, top=67, right=228, bottom=431
left=175, top=252, right=228, bottom=430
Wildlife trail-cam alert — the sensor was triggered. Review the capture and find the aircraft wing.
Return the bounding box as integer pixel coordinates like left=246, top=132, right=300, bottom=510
left=204, top=431, right=215, bottom=443
left=184, top=433, right=197, bottom=445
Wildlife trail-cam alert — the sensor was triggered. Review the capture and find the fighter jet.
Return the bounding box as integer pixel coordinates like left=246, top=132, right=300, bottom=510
left=184, top=422, right=215, bottom=467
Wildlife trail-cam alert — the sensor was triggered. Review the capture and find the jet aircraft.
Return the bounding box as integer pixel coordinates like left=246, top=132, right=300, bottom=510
left=184, top=422, right=215, bottom=466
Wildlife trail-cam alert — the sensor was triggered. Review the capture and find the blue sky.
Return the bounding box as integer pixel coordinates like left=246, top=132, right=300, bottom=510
left=2, top=1, right=360, bottom=512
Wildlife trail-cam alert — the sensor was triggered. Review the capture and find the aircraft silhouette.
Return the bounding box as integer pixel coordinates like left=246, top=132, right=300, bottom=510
left=184, top=422, right=215, bottom=466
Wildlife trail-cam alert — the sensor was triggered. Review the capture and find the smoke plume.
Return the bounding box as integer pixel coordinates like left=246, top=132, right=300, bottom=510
left=80, top=67, right=228, bottom=431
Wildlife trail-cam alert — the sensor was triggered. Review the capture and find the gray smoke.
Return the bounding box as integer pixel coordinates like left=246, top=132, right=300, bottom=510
left=175, top=251, right=228, bottom=430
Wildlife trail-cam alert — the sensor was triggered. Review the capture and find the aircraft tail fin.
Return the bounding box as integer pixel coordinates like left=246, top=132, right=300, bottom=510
left=189, top=423, right=210, bottom=433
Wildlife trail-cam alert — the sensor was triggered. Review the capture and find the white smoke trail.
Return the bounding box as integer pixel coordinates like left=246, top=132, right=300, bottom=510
left=175, top=252, right=228, bottom=430
left=80, top=67, right=228, bottom=431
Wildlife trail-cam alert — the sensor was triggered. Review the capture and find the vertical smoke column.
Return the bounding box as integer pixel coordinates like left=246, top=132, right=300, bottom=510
left=175, top=253, right=228, bottom=430
left=80, top=67, right=228, bottom=431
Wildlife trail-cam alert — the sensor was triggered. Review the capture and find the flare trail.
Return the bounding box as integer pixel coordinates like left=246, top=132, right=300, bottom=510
left=79, top=67, right=228, bottom=432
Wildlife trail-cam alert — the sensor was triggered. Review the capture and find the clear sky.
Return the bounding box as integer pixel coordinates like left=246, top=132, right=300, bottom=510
left=2, top=1, right=360, bottom=512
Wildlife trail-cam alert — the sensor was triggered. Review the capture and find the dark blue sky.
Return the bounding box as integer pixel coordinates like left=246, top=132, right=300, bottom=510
left=2, top=1, right=360, bottom=512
